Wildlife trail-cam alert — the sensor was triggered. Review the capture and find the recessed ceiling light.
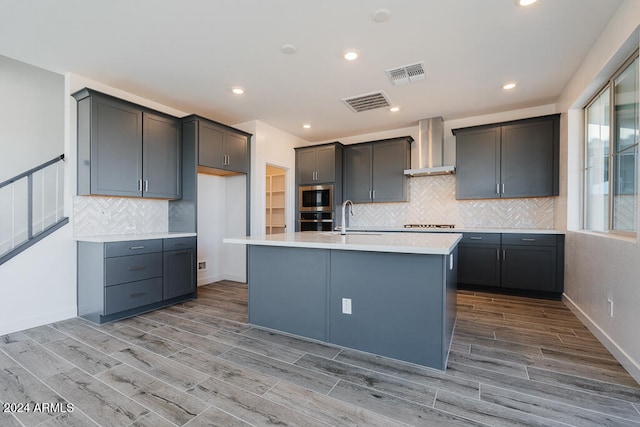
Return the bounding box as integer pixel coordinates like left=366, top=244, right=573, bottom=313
left=343, top=50, right=359, bottom=61
left=502, top=82, right=517, bottom=90
left=280, top=44, right=297, bottom=54
left=390, top=106, right=400, bottom=112
left=372, top=8, right=391, bottom=22
left=232, top=87, right=245, bottom=95
left=302, top=124, right=311, bottom=129
left=517, top=0, right=538, bottom=6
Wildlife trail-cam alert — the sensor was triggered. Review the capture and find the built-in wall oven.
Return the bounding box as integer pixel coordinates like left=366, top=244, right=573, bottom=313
left=298, top=184, right=334, bottom=231
left=299, top=211, right=334, bottom=231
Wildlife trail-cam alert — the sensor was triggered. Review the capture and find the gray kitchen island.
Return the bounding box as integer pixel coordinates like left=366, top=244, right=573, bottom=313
left=224, top=231, right=461, bottom=370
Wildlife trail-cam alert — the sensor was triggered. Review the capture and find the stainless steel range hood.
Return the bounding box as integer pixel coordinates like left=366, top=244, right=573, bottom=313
left=404, top=116, right=455, bottom=176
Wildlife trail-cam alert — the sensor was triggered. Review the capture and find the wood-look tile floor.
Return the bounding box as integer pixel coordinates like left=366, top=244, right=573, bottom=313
left=1, top=282, right=639, bottom=426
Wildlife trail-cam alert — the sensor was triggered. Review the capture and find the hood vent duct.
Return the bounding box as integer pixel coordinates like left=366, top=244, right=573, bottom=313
left=342, top=91, right=392, bottom=113
left=404, top=116, right=455, bottom=176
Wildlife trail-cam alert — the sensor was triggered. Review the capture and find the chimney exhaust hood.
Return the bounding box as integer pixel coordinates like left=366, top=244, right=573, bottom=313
left=404, top=116, right=455, bottom=176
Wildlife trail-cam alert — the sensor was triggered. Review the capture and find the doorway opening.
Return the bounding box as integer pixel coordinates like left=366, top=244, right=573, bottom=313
left=266, top=165, right=286, bottom=234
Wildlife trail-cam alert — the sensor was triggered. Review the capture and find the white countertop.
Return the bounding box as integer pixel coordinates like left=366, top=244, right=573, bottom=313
left=224, top=231, right=462, bottom=255
left=342, top=226, right=565, bottom=235
left=75, top=232, right=197, bottom=243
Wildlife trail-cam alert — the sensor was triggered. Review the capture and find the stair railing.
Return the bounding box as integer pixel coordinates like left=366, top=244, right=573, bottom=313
left=0, top=154, right=69, bottom=265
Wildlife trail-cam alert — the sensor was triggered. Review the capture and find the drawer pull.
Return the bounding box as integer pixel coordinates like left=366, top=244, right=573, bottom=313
left=129, top=246, right=145, bottom=250
left=128, top=266, right=147, bottom=271
left=521, top=238, right=536, bottom=242
left=173, top=250, right=189, bottom=255
left=469, top=237, right=483, bottom=240
left=130, top=292, right=146, bottom=298
left=174, top=242, right=187, bottom=246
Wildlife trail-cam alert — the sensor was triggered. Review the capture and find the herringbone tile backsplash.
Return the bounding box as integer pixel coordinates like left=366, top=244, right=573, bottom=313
left=73, top=196, right=168, bottom=237
left=350, top=175, right=555, bottom=229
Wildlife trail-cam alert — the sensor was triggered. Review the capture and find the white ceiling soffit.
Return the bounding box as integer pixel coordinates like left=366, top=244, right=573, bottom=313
left=342, top=91, right=392, bottom=113
left=386, top=62, right=426, bottom=85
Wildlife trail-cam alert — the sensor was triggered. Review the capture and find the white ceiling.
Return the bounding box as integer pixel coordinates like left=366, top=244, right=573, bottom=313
left=0, top=0, right=623, bottom=142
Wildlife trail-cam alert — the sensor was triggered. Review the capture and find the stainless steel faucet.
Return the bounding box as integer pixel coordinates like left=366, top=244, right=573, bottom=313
left=341, top=199, right=354, bottom=235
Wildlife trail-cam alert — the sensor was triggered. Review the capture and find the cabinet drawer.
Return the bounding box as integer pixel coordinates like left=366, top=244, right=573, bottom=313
left=104, top=278, right=162, bottom=315
left=163, top=237, right=197, bottom=251
left=460, top=233, right=501, bottom=245
left=502, top=234, right=557, bottom=246
left=105, top=253, right=162, bottom=286
left=105, top=239, right=162, bottom=257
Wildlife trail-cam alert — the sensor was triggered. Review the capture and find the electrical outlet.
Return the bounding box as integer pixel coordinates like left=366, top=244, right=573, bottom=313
left=342, top=298, right=352, bottom=315
left=198, top=261, right=207, bottom=271
left=607, top=298, right=614, bottom=317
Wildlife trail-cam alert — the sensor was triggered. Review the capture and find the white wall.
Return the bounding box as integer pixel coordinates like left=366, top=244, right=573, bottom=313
left=196, top=173, right=226, bottom=285
left=235, top=120, right=305, bottom=236
left=0, top=56, right=65, bottom=181
left=558, top=0, right=640, bottom=382
left=0, top=56, right=77, bottom=335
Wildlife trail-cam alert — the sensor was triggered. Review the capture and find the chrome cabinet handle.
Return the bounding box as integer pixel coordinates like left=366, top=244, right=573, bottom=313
left=521, top=238, right=536, bottom=242
left=128, top=265, right=146, bottom=271
left=496, top=183, right=500, bottom=194
left=469, top=236, right=483, bottom=240
left=496, top=249, right=500, bottom=260
left=130, top=292, right=146, bottom=298
left=144, top=180, right=149, bottom=192
left=502, top=249, right=506, bottom=260
left=502, top=183, right=505, bottom=194
left=372, top=190, right=376, bottom=199
left=128, top=246, right=145, bottom=250
left=138, top=179, right=143, bottom=192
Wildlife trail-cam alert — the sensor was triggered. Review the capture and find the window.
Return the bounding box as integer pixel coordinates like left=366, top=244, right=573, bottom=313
left=585, top=53, right=639, bottom=234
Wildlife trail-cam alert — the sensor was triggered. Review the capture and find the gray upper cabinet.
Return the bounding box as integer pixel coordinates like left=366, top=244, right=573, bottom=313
left=343, top=137, right=412, bottom=203
left=296, top=143, right=340, bottom=184
left=453, top=114, right=559, bottom=200
left=188, top=115, right=250, bottom=175
left=454, top=127, right=500, bottom=199
left=343, top=144, right=372, bottom=202
left=73, top=88, right=182, bottom=199
left=143, top=113, right=182, bottom=199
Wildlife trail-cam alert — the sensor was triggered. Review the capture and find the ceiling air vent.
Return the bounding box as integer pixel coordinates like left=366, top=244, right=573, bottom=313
left=386, top=61, right=426, bottom=85
left=342, top=91, right=392, bottom=113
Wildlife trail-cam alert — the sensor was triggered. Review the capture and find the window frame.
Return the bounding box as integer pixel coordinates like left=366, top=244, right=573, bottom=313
left=583, top=50, right=639, bottom=237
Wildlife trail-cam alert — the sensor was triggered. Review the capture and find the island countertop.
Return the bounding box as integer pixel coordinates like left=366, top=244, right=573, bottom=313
left=224, top=231, right=462, bottom=255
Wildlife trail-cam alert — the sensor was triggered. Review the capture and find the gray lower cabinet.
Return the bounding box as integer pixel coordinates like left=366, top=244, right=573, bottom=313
left=163, top=237, right=197, bottom=300
left=457, top=232, right=564, bottom=294
left=453, top=114, right=559, bottom=199
left=78, top=237, right=197, bottom=323
left=343, top=136, right=412, bottom=203
left=183, top=115, right=251, bottom=175
left=457, top=233, right=501, bottom=287
left=73, top=88, right=182, bottom=199
left=501, top=234, right=560, bottom=293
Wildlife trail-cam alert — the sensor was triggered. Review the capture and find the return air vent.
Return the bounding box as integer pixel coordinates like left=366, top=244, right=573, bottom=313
left=386, top=62, right=426, bottom=85
left=342, top=91, right=392, bottom=113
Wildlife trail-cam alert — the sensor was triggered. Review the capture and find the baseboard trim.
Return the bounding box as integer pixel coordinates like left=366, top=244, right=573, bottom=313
left=563, top=293, right=640, bottom=384
left=0, top=306, right=77, bottom=336
left=197, top=273, right=224, bottom=286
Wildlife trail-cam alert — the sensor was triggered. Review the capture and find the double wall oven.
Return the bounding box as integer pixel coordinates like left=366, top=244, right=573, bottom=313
left=298, top=184, right=334, bottom=231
